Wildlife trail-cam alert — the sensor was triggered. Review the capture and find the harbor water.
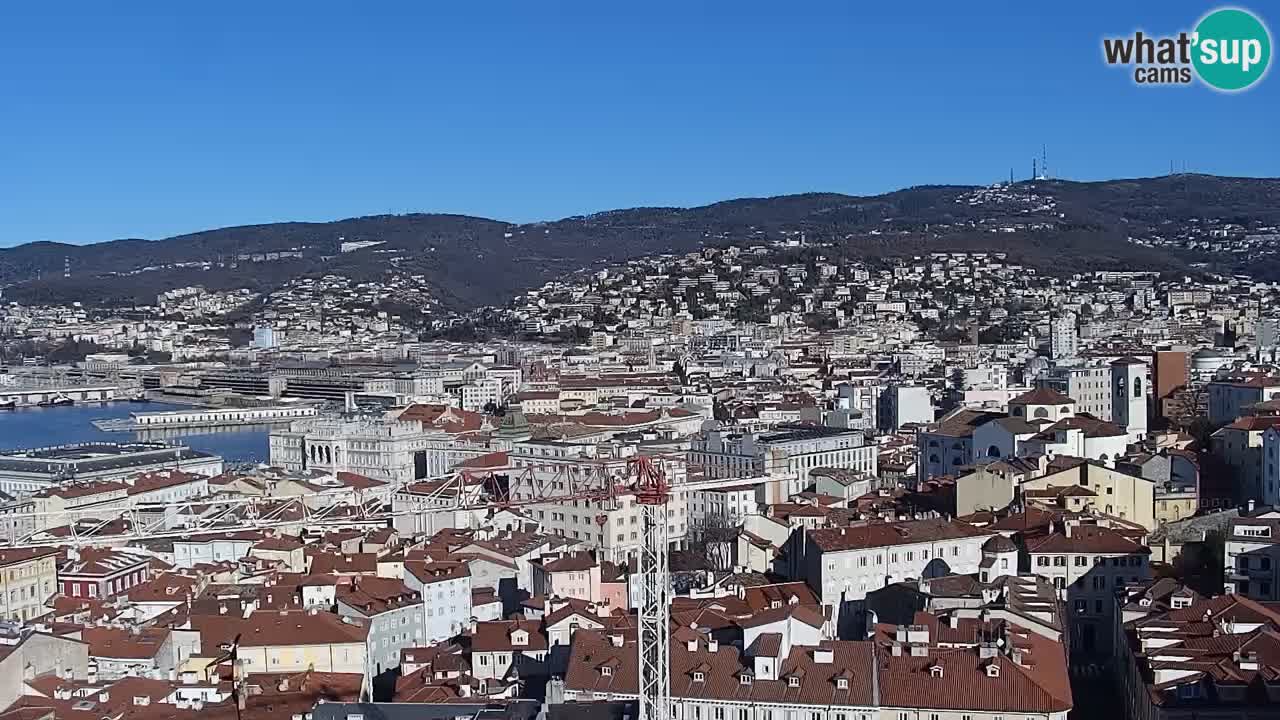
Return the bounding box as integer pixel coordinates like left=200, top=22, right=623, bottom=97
left=0, top=401, right=270, bottom=463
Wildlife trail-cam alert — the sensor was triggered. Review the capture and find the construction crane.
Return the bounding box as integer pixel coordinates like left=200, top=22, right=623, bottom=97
left=0, top=463, right=622, bottom=547
left=629, top=455, right=671, bottom=720
left=3, top=456, right=677, bottom=720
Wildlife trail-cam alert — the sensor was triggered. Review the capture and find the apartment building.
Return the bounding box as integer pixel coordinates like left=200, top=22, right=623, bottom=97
left=562, top=610, right=1071, bottom=720
left=59, top=547, right=151, bottom=600
left=692, top=425, right=875, bottom=501
left=404, top=559, right=472, bottom=643
left=1023, top=521, right=1151, bottom=655
left=1258, top=426, right=1280, bottom=507
left=797, top=518, right=994, bottom=634
left=530, top=551, right=602, bottom=604
left=1223, top=511, right=1280, bottom=601
left=336, top=576, right=425, bottom=677
left=189, top=609, right=369, bottom=675
left=471, top=619, right=548, bottom=683
left=1208, top=373, right=1280, bottom=426
left=1211, top=416, right=1280, bottom=503
left=508, top=441, right=690, bottom=562
left=957, top=456, right=1156, bottom=529
left=0, top=547, right=59, bottom=621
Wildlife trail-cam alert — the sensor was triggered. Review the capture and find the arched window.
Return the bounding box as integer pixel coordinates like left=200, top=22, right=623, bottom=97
left=1099, top=454, right=1109, bottom=462
left=1133, top=377, right=1142, bottom=397
left=1034, top=407, right=1049, bottom=419
left=988, top=445, right=1001, bottom=458
left=1013, top=406, right=1024, bottom=417
left=928, top=454, right=940, bottom=464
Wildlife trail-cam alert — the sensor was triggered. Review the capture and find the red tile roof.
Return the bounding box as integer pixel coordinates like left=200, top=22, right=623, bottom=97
left=1010, top=387, right=1075, bottom=406
left=564, top=629, right=876, bottom=706
left=808, top=519, right=990, bottom=553
left=1025, top=524, right=1151, bottom=555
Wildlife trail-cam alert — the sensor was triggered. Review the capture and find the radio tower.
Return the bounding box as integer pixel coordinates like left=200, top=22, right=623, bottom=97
left=1041, top=144, right=1049, bottom=180
left=63, top=256, right=71, bottom=279
left=629, top=455, right=671, bottom=720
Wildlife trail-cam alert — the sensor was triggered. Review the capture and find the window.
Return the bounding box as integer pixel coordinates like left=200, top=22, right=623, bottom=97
left=1037, top=557, right=1049, bottom=567
left=788, top=677, right=800, bottom=687
left=693, top=672, right=705, bottom=683
left=837, top=678, right=849, bottom=689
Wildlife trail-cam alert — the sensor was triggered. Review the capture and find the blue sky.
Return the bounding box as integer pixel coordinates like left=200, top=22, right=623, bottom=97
left=1, top=1, right=1276, bottom=246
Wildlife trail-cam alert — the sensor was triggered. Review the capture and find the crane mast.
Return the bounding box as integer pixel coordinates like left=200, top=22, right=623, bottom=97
left=629, top=455, right=671, bottom=720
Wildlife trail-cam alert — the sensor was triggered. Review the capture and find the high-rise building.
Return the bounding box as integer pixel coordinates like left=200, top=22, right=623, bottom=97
left=1050, top=311, right=1078, bottom=360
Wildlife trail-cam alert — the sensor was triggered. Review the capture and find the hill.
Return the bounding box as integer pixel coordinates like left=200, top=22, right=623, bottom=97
left=2, top=174, right=1277, bottom=309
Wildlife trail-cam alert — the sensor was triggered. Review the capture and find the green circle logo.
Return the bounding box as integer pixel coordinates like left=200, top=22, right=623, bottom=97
left=1192, top=8, right=1272, bottom=91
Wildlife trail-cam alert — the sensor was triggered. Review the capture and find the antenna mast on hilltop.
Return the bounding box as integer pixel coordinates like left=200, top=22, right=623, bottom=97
left=1041, top=144, right=1049, bottom=180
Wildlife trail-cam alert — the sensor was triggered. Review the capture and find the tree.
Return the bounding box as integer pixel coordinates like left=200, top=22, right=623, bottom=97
left=685, top=511, right=740, bottom=572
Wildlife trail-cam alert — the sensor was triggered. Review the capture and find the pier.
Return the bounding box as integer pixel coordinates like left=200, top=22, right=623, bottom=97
left=91, top=404, right=319, bottom=432
left=0, top=384, right=121, bottom=407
